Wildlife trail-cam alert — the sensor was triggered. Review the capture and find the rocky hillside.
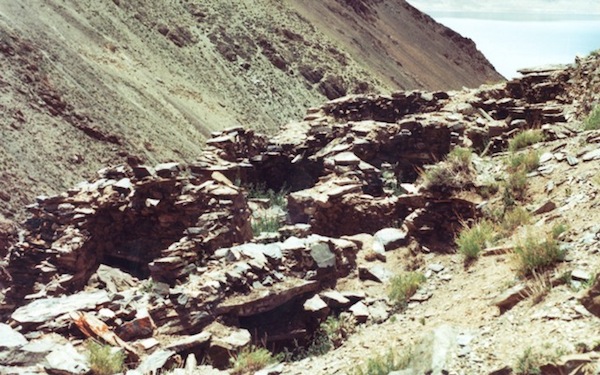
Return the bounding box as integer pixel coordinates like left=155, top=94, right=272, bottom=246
left=0, top=52, right=599, bottom=374
left=0, top=0, right=501, bottom=220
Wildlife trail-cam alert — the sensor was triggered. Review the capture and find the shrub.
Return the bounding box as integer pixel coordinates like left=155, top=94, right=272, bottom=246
left=505, top=170, right=528, bottom=201
left=251, top=214, right=282, bottom=236
left=246, top=182, right=288, bottom=207
left=86, top=340, right=125, bottom=375
left=499, top=207, right=531, bottom=235
left=525, top=271, right=552, bottom=305
left=422, top=147, right=473, bottom=191
left=230, top=346, right=279, bottom=375
left=388, top=272, right=426, bottom=308
left=507, top=150, right=540, bottom=173
left=514, top=232, right=565, bottom=277
left=550, top=222, right=568, bottom=239
left=478, top=180, right=500, bottom=199
left=514, top=347, right=544, bottom=375
left=447, top=146, right=473, bottom=166
left=351, top=348, right=411, bottom=375
left=508, top=130, right=544, bottom=152
left=584, top=105, right=600, bottom=131
left=456, top=220, right=496, bottom=261
left=321, top=315, right=355, bottom=348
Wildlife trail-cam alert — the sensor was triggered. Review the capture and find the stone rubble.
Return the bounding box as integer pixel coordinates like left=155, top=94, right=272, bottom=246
left=0, top=54, right=599, bottom=374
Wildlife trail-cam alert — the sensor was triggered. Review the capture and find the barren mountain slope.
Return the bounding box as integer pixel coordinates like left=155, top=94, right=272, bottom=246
left=288, top=0, right=502, bottom=89
left=0, top=0, right=501, bottom=219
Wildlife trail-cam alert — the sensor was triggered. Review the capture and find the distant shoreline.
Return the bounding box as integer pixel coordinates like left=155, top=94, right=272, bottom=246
left=426, top=11, right=600, bottom=22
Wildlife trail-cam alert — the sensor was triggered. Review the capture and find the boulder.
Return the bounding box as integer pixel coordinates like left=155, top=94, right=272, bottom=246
left=206, top=323, right=252, bottom=369
left=349, top=301, right=369, bottom=323
left=303, top=294, right=330, bottom=319
left=373, top=226, right=410, bottom=252
left=0, top=323, right=27, bottom=349
left=44, top=343, right=89, bottom=375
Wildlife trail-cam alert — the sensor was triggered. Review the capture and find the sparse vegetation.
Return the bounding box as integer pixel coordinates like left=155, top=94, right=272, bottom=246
left=525, top=271, right=552, bottom=305
left=514, top=347, right=544, bottom=375
left=551, top=222, right=568, bottom=240
left=230, top=346, right=279, bottom=375
left=505, top=169, right=529, bottom=202
left=514, top=345, right=570, bottom=375
left=456, top=219, right=496, bottom=261
left=321, top=315, right=355, bottom=348
left=251, top=214, right=282, bottom=235
left=388, top=272, right=426, bottom=308
left=508, top=130, right=544, bottom=152
left=583, top=105, right=600, bottom=130
left=478, top=180, right=500, bottom=199
left=246, top=182, right=288, bottom=207
left=507, top=150, right=540, bottom=173
left=86, top=340, right=125, bottom=375
left=499, top=207, right=531, bottom=236
left=381, top=164, right=406, bottom=196
left=351, top=348, right=412, bottom=375
left=246, top=183, right=289, bottom=236
left=513, top=231, right=565, bottom=277
left=422, top=147, right=473, bottom=191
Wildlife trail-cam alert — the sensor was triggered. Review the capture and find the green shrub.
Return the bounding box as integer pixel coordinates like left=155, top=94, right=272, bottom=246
left=514, top=232, right=565, bottom=277
left=508, top=130, right=544, bottom=152
left=478, top=180, right=500, bottom=199
left=251, top=214, right=282, bottom=236
left=550, top=222, right=568, bottom=239
left=246, top=182, right=288, bottom=207
left=505, top=170, right=528, bottom=201
left=456, top=220, right=496, bottom=261
left=422, top=147, right=473, bottom=191
left=388, top=272, right=426, bottom=308
left=447, top=147, right=473, bottom=166
left=230, top=346, right=279, bottom=375
left=514, top=347, right=543, bottom=375
left=351, top=348, right=411, bottom=375
left=321, top=315, right=355, bottom=348
left=507, top=150, right=540, bottom=173
left=86, top=340, right=125, bottom=375
left=499, top=207, right=531, bottom=235
left=584, top=105, right=600, bottom=131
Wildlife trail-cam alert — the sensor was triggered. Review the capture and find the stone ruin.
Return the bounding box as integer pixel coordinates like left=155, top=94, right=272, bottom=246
left=1, top=54, right=598, bottom=374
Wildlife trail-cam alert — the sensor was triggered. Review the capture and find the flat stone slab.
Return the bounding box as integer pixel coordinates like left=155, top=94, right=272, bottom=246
left=12, top=290, right=110, bottom=324
left=0, top=323, right=27, bottom=348
left=374, top=227, right=409, bottom=252
left=215, top=279, right=320, bottom=317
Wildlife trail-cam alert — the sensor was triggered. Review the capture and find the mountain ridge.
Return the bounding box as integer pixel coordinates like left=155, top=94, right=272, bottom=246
left=0, top=0, right=501, bottom=220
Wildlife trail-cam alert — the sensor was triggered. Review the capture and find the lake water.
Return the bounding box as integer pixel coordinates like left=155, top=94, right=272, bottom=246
left=429, top=14, right=600, bottom=79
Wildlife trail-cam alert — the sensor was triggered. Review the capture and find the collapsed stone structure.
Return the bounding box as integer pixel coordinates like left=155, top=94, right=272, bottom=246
left=1, top=54, right=599, bottom=374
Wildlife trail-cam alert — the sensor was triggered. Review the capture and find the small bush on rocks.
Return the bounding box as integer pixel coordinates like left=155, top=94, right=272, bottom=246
left=584, top=105, right=600, bottom=131
left=251, top=214, right=282, bottom=236
left=508, top=130, right=544, bottom=152
left=422, top=147, right=473, bottom=191
left=456, top=220, right=496, bottom=261
left=514, top=231, right=565, bottom=277
left=351, top=348, right=411, bottom=375
left=507, top=150, right=540, bottom=173
left=230, top=346, right=279, bottom=375
left=514, top=347, right=544, bottom=375
left=86, top=340, right=125, bottom=375
left=505, top=169, right=529, bottom=201
left=499, top=207, right=532, bottom=236
left=321, top=315, right=355, bottom=348
left=388, top=272, right=426, bottom=308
